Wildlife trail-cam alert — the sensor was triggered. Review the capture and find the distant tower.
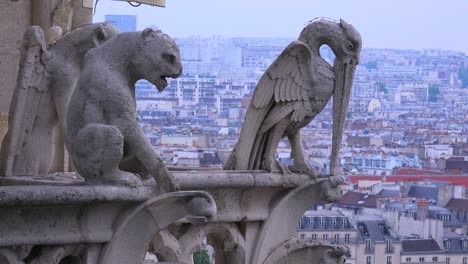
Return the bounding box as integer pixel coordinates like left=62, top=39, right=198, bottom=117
left=104, top=14, right=137, bottom=32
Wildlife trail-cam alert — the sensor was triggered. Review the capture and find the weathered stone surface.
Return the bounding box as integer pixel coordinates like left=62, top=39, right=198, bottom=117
left=67, top=28, right=182, bottom=192
left=0, top=0, right=31, bottom=114
left=0, top=23, right=120, bottom=177
left=225, top=19, right=362, bottom=178
left=52, top=0, right=74, bottom=33
left=264, top=239, right=350, bottom=264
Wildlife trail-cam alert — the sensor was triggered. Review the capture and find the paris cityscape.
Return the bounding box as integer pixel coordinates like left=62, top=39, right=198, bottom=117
left=104, top=14, right=468, bottom=264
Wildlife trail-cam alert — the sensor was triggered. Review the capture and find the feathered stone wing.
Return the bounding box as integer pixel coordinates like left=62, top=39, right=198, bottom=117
left=0, top=26, right=51, bottom=176
left=224, top=40, right=314, bottom=170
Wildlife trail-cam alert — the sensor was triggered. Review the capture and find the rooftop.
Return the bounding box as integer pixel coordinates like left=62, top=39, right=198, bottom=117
left=401, top=239, right=444, bottom=253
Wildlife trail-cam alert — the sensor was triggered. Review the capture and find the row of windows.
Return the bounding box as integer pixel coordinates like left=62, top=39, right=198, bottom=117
left=405, top=256, right=467, bottom=264
left=444, top=239, right=468, bottom=250
left=366, top=256, right=392, bottom=264
left=299, top=217, right=348, bottom=229
left=353, top=158, right=387, bottom=168
left=299, top=233, right=351, bottom=243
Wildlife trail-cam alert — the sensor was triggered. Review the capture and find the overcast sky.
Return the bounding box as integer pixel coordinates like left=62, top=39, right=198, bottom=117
left=94, top=0, right=468, bottom=53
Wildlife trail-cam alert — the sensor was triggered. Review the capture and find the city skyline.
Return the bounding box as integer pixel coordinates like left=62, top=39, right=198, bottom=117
left=94, top=0, right=468, bottom=53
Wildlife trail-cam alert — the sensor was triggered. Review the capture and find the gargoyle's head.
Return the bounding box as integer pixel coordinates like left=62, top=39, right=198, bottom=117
left=137, top=28, right=183, bottom=91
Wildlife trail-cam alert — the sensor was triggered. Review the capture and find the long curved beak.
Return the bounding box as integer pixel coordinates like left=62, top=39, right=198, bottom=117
left=330, top=58, right=357, bottom=175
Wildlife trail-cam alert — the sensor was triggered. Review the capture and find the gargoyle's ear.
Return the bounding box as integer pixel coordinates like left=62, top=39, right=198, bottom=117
left=339, top=19, right=349, bottom=29
left=142, top=28, right=155, bottom=41
left=92, top=24, right=107, bottom=46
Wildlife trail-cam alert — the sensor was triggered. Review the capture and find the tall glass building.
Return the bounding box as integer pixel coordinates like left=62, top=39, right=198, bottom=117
left=104, top=14, right=137, bottom=32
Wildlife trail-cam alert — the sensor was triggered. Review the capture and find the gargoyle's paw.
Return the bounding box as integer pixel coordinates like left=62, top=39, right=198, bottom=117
left=102, top=171, right=142, bottom=186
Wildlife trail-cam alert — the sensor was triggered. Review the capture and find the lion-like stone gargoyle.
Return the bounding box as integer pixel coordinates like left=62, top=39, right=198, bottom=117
left=66, top=28, right=182, bottom=192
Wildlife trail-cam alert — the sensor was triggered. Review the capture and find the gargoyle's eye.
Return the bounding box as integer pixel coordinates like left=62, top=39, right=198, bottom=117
left=347, top=44, right=354, bottom=51
left=163, top=54, right=175, bottom=63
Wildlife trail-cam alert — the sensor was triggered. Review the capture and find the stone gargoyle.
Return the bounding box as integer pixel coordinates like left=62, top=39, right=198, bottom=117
left=0, top=23, right=120, bottom=177
left=224, top=19, right=362, bottom=178
left=66, top=28, right=182, bottom=192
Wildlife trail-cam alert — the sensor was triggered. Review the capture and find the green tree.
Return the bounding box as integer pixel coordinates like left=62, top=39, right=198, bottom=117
left=193, top=249, right=211, bottom=264
left=428, top=84, right=440, bottom=102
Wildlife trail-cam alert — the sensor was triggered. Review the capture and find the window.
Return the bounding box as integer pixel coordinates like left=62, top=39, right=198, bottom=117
left=386, top=239, right=393, bottom=252
left=463, top=239, right=468, bottom=249
left=446, top=257, right=450, bottom=264
left=405, top=257, right=411, bottom=262
left=463, top=257, right=467, bottom=264
left=345, top=234, right=350, bottom=243
left=366, top=256, right=371, bottom=264
left=334, top=234, right=340, bottom=243
left=319, top=218, right=325, bottom=228
left=311, top=234, right=317, bottom=240
left=341, top=218, right=347, bottom=228
left=365, top=239, right=372, bottom=252
left=442, top=214, right=451, bottom=222
left=386, top=256, right=392, bottom=264
left=323, top=234, right=328, bottom=241
left=299, top=233, right=305, bottom=239
left=433, top=257, right=438, bottom=262
left=331, top=218, right=337, bottom=228
left=444, top=240, right=451, bottom=250
left=419, top=257, right=424, bottom=262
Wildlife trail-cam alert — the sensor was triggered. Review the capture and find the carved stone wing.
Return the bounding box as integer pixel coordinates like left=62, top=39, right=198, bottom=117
left=224, top=41, right=314, bottom=171
left=252, top=40, right=314, bottom=111
left=252, top=41, right=315, bottom=133
left=0, top=26, right=51, bottom=176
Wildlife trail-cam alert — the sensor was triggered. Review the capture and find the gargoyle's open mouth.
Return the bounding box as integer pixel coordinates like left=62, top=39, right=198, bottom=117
left=155, top=73, right=180, bottom=91
left=159, top=76, right=168, bottom=87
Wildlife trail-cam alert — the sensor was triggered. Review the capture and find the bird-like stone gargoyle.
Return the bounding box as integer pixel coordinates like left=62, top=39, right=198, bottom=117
left=0, top=23, right=120, bottom=177
left=66, top=28, right=182, bottom=192
left=224, top=19, right=362, bottom=178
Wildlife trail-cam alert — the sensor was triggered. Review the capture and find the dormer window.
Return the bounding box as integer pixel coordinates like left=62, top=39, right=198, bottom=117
left=341, top=218, right=347, bottom=228
left=441, top=214, right=451, bottom=222
left=444, top=240, right=451, bottom=250
left=462, top=239, right=468, bottom=249
left=319, top=218, right=325, bottom=228
left=459, top=211, right=465, bottom=221
left=331, top=218, right=337, bottom=229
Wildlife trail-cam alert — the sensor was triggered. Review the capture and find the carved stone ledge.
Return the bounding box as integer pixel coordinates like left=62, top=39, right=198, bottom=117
left=264, top=239, right=351, bottom=264
left=150, top=171, right=345, bottom=264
